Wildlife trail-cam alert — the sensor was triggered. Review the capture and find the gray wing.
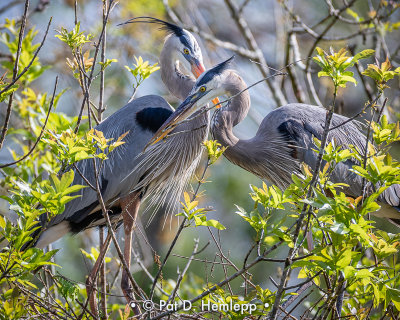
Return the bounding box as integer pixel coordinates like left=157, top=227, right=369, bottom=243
left=47, top=95, right=174, bottom=228
left=285, top=104, right=365, bottom=198
left=271, top=104, right=400, bottom=207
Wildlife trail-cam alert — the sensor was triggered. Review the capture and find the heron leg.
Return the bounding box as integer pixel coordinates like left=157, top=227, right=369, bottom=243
left=86, top=232, right=112, bottom=317
left=120, top=192, right=141, bottom=314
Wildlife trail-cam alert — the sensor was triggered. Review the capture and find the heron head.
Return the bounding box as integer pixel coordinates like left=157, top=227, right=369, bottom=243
left=146, top=56, right=234, bottom=147
left=119, top=17, right=205, bottom=78
left=168, top=28, right=204, bottom=78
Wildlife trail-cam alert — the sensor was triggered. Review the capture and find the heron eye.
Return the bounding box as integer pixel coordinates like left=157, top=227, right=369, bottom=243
left=183, top=48, right=190, bottom=54
left=200, top=86, right=206, bottom=92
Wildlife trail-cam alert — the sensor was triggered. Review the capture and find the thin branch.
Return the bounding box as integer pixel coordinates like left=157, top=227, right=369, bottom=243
left=0, top=76, right=58, bottom=168
left=223, top=0, right=287, bottom=106
left=99, top=227, right=107, bottom=320
left=238, top=0, right=252, bottom=14
left=269, top=87, right=339, bottom=319
left=98, top=0, right=107, bottom=122
left=328, top=93, right=381, bottom=132
left=165, top=239, right=199, bottom=307
left=163, top=0, right=258, bottom=60
left=0, top=0, right=29, bottom=149
left=131, top=250, right=170, bottom=297
left=98, top=3, right=108, bottom=318
left=304, top=0, right=357, bottom=71
left=149, top=253, right=276, bottom=320
left=72, top=163, right=96, bottom=190
left=74, top=0, right=114, bottom=133
left=0, top=0, right=23, bottom=16
left=285, top=32, right=306, bottom=102
left=0, top=17, right=52, bottom=97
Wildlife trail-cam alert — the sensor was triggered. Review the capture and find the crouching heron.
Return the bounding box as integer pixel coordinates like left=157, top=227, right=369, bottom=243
left=153, top=56, right=400, bottom=225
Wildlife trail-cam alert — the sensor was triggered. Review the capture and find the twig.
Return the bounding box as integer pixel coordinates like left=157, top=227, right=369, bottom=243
left=285, top=32, right=306, bottom=103
left=149, top=253, right=278, bottom=320
left=0, top=0, right=23, bottom=15
left=98, top=4, right=108, bottom=317
left=98, top=0, right=107, bottom=122
left=0, top=0, right=29, bottom=149
left=327, top=93, right=381, bottom=132
left=162, top=0, right=258, bottom=60
left=99, top=227, right=107, bottom=320
left=223, top=0, right=287, bottom=106
left=165, top=239, right=199, bottom=307
left=0, top=17, right=52, bottom=97
left=74, top=0, right=114, bottom=133
left=238, top=0, right=252, bottom=14
left=361, top=97, right=388, bottom=200
left=283, top=289, right=314, bottom=320
left=209, top=229, right=233, bottom=294
left=0, top=76, right=58, bottom=168
left=269, top=88, right=338, bottom=319
left=131, top=250, right=170, bottom=297
left=72, top=163, right=96, bottom=191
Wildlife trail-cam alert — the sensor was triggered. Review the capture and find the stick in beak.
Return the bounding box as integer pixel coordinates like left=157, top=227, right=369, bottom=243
left=144, top=60, right=221, bottom=151
left=144, top=97, right=197, bottom=151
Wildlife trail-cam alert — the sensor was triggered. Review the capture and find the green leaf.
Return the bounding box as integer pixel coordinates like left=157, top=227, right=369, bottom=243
left=0, top=215, right=6, bottom=229
left=353, top=49, right=375, bottom=62
left=196, top=218, right=226, bottom=230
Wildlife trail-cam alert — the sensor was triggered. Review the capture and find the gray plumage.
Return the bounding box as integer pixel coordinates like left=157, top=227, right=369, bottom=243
left=30, top=18, right=211, bottom=314
left=170, top=59, right=400, bottom=224
left=35, top=21, right=209, bottom=247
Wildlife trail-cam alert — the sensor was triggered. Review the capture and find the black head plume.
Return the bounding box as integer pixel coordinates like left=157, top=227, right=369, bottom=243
left=118, top=16, right=185, bottom=37
left=197, top=56, right=235, bottom=86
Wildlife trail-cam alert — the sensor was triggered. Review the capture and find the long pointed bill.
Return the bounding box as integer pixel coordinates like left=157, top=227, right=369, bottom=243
left=191, top=62, right=220, bottom=108
left=144, top=60, right=221, bottom=151
left=212, top=97, right=221, bottom=108
left=144, top=96, right=221, bottom=151
left=191, top=61, right=205, bottom=78
left=144, top=96, right=197, bottom=151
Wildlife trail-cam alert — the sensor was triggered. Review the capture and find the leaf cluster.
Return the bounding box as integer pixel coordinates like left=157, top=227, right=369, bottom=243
left=362, top=57, right=400, bottom=91
left=313, top=47, right=374, bottom=88
left=203, top=140, right=227, bottom=165
left=55, top=22, right=93, bottom=53
left=178, top=192, right=225, bottom=230
left=125, top=55, right=160, bottom=89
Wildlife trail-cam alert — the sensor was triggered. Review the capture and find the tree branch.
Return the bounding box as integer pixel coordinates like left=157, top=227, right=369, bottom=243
left=0, top=76, right=58, bottom=168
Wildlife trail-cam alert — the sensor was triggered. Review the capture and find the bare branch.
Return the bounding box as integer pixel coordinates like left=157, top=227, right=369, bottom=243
left=0, top=0, right=30, bottom=149
left=0, top=76, right=58, bottom=168
left=0, top=17, right=52, bottom=97
left=223, top=0, right=287, bottom=106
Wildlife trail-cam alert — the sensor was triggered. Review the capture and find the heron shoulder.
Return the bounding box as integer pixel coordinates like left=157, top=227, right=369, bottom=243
left=261, top=103, right=360, bottom=133
left=96, top=95, right=173, bottom=134
left=136, top=106, right=173, bottom=133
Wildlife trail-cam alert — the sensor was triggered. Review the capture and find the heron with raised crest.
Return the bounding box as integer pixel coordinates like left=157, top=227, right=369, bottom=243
left=29, top=17, right=218, bottom=315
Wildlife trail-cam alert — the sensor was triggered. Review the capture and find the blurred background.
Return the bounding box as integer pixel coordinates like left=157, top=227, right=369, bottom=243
left=0, top=0, right=399, bottom=313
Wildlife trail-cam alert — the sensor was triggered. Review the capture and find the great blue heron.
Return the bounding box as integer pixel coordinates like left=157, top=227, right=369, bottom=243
left=155, top=56, right=400, bottom=224
left=31, top=17, right=215, bottom=314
